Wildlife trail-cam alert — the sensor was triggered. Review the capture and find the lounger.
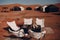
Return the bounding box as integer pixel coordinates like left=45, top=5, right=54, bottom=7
left=29, top=18, right=46, bottom=40
left=7, top=21, right=20, bottom=31
left=7, top=21, right=24, bottom=37
left=24, top=18, right=32, bottom=36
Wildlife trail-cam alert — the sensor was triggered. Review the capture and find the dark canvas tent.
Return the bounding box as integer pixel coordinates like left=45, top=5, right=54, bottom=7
left=26, top=7, right=32, bottom=10
left=45, top=5, right=59, bottom=12
left=34, top=6, right=41, bottom=11
left=10, top=6, right=21, bottom=11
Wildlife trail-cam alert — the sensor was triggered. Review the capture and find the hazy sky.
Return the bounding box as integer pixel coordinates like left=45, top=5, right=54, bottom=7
left=0, top=0, right=60, bottom=5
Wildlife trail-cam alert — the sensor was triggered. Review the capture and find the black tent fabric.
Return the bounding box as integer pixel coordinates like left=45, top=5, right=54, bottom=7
left=34, top=7, right=41, bottom=11
left=26, top=7, right=32, bottom=10
left=45, top=5, right=59, bottom=12
left=10, top=6, right=21, bottom=11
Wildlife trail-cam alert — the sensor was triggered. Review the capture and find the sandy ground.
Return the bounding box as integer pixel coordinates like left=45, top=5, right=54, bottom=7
left=0, top=9, right=60, bottom=40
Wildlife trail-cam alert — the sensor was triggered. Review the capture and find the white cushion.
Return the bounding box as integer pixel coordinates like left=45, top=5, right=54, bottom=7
left=24, top=18, right=32, bottom=25
left=7, top=21, right=19, bottom=31
left=9, top=29, right=24, bottom=37
left=29, top=29, right=46, bottom=39
left=36, top=18, right=45, bottom=28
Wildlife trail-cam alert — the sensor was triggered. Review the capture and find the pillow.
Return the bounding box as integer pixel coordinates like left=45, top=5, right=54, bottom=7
left=7, top=21, right=19, bottom=31
left=36, top=18, right=45, bottom=28
left=24, top=18, right=32, bottom=25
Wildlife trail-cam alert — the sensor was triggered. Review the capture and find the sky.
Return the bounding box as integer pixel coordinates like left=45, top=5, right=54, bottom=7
left=0, top=0, right=60, bottom=5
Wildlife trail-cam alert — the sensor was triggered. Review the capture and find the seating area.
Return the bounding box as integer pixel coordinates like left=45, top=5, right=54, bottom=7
left=4, top=18, right=46, bottom=40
